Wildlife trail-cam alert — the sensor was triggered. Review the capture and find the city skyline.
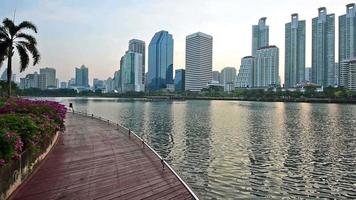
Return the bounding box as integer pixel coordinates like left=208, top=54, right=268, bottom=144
left=0, top=0, right=352, bottom=85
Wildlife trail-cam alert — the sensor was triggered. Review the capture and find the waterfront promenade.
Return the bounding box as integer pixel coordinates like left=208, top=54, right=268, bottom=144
left=9, top=113, right=195, bottom=200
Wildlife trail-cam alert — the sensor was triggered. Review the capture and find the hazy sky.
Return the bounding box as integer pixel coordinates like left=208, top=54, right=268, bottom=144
left=0, top=0, right=352, bottom=84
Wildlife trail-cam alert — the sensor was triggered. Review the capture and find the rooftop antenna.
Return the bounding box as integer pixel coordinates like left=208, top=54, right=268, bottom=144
left=13, top=0, right=17, bottom=23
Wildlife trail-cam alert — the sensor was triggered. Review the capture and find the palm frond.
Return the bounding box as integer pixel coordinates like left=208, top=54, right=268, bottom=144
left=16, top=21, right=37, bottom=33
left=17, top=40, right=40, bottom=65
left=0, top=41, right=9, bottom=66
left=15, top=33, right=37, bottom=45
left=2, top=18, right=16, bottom=36
left=16, top=44, right=29, bottom=72
left=0, top=27, right=9, bottom=40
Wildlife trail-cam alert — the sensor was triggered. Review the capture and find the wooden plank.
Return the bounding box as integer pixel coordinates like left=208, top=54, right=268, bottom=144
left=9, top=113, right=194, bottom=200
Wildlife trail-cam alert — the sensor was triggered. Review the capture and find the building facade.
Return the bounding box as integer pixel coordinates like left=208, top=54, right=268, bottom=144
left=212, top=71, right=221, bottom=84
left=312, top=7, right=335, bottom=87
left=185, top=32, right=213, bottom=92
left=147, top=31, right=174, bottom=91
left=305, top=67, right=312, bottom=83
left=254, top=46, right=279, bottom=88
left=339, top=59, right=356, bottom=91
left=285, top=14, right=306, bottom=88
left=174, top=69, right=185, bottom=92
left=221, top=67, right=236, bottom=92
left=121, top=51, right=144, bottom=92
left=75, top=65, right=89, bottom=88
left=129, top=39, right=145, bottom=84
left=40, top=67, right=56, bottom=88
left=236, top=56, right=254, bottom=88
left=339, top=3, right=356, bottom=62
left=252, top=17, right=269, bottom=56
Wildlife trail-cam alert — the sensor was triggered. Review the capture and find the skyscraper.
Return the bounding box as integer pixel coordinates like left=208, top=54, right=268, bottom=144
left=339, top=3, right=356, bottom=62
left=254, top=46, right=279, bottom=88
left=305, top=67, right=312, bottom=83
left=312, top=7, right=335, bottom=87
left=221, top=67, right=236, bottom=92
left=174, top=69, right=185, bottom=92
left=40, top=67, right=56, bottom=88
left=185, top=32, right=213, bottom=92
left=121, top=51, right=144, bottom=92
left=212, top=71, right=221, bottom=83
left=129, top=39, right=146, bottom=84
left=252, top=17, right=269, bottom=56
left=339, top=59, right=356, bottom=91
left=147, top=31, right=174, bottom=91
left=75, top=65, right=89, bottom=88
left=236, top=56, right=254, bottom=88
left=285, top=14, right=306, bottom=88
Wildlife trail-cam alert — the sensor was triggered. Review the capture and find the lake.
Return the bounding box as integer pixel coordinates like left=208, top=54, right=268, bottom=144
left=45, top=98, right=356, bottom=199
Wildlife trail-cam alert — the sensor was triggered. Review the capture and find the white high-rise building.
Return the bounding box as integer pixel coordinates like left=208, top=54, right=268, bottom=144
left=221, top=67, right=236, bottom=92
left=236, top=56, right=254, bottom=88
left=339, top=59, right=356, bottom=91
left=129, top=39, right=146, bottom=84
left=252, top=17, right=269, bottom=56
left=254, top=46, right=279, bottom=88
left=185, top=32, right=213, bottom=92
left=40, top=67, right=56, bottom=88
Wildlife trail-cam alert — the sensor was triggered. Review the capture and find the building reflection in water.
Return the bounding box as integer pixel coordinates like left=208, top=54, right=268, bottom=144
left=182, top=101, right=212, bottom=198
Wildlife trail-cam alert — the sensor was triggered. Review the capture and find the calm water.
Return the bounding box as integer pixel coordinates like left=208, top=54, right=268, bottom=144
left=46, top=98, right=356, bottom=199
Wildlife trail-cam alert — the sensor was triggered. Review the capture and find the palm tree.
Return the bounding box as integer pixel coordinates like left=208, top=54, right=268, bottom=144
left=0, top=18, right=40, bottom=97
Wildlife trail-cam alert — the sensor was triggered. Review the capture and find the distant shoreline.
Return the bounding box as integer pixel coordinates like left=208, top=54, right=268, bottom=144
left=22, top=95, right=356, bottom=104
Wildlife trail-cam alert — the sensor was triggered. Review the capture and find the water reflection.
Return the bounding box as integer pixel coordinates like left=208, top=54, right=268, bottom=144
left=43, top=98, right=356, bottom=199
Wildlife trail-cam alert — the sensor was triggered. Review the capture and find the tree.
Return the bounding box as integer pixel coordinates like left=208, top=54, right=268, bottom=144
left=0, top=18, right=40, bottom=97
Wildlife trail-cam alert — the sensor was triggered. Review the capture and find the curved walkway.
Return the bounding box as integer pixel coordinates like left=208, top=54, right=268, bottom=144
left=10, top=113, right=194, bottom=200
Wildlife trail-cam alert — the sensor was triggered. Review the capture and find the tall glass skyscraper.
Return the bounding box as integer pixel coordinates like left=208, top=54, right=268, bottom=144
left=121, top=51, right=144, bottom=92
left=147, top=30, right=174, bottom=91
left=185, top=32, right=213, bottom=91
left=312, top=7, right=335, bottom=87
left=285, top=14, right=306, bottom=88
left=174, top=69, right=185, bottom=91
left=129, top=39, right=145, bottom=84
left=339, top=3, right=356, bottom=62
left=75, top=65, right=89, bottom=88
left=252, top=17, right=269, bottom=56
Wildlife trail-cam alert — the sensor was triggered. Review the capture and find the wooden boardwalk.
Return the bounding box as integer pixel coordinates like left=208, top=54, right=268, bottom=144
left=10, top=113, right=195, bottom=200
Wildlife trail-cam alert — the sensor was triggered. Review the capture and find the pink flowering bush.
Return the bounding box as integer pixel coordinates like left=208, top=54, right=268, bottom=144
left=0, top=98, right=66, bottom=167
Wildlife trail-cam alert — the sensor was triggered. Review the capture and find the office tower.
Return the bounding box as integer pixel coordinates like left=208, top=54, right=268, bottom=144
left=339, top=3, right=356, bottom=62
left=335, top=62, right=339, bottom=86
left=60, top=81, right=67, bottom=89
left=312, top=7, right=335, bottom=87
left=68, top=78, right=76, bottom=89
left=212, top=71, right=220, bottom=83
left=75, top=65, right=89, bottom=88
left=305, top=67, right=312, bottom=83
left=0, top=69, right=16, bottom=82
left=252, top=17, right=269, bottom=56
left=121, top=51, right=144, bottom=92
left=254, top=46, right=279, bottom=87
left=174, top=69, right=185, bottom=92
left=105, top=77, right=114, bottom=93
left=221, top=67, right=236, bottom=92
left=147, top=30, right=174, bottom=91
left=221, top=67, right=236, bottom=84
left=339, top=59, right=356, bottom=91
left=93, top=78, right=105, bottom=90
left=285, top=14, right=306, bottom=88
left=40, top=67, right=56, bottom=88
left=113, top=70, right=121, bottom=90
left=185, top=32, right=213, bottom=91
left=236, top=56, right=254, bottom=88
left=129, top=39, right=146, bottom=84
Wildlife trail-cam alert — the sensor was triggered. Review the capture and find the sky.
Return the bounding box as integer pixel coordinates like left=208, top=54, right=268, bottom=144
left=0, top=0, right=352, bottom=85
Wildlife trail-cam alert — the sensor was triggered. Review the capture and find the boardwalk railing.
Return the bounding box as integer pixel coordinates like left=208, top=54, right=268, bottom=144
left=71, top=109, right=199, bottom=200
